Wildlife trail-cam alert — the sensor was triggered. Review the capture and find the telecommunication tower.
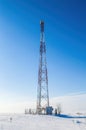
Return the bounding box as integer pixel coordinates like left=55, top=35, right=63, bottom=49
left=37, top=21, right=49, bottom=114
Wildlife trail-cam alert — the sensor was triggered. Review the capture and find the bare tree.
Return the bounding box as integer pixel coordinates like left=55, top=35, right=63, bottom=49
left=57, top=104, right=61, bottom=115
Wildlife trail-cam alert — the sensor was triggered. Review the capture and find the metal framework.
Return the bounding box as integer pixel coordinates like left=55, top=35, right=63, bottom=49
left=37, top=21, right=49, bottom=114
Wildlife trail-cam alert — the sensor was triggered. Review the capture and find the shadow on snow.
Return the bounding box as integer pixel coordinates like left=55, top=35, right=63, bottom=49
left=54, top=114, right=86, bottom=119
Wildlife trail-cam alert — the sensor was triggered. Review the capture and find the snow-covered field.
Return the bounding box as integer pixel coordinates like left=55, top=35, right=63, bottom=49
left=0, top=114, right=86, bottom=130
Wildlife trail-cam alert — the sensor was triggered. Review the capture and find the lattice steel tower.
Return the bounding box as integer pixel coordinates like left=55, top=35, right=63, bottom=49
left=37, top=21, right=49, bottom=114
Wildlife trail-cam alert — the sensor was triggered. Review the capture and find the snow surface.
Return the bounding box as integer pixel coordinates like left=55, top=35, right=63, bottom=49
left=0, top=114, right=86, bottom=130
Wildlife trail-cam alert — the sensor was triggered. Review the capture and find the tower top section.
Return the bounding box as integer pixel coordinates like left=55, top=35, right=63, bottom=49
left=40, top=20, right=44, bottom=32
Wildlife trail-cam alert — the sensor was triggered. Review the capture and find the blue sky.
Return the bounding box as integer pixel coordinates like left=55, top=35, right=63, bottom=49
left=0, top=0, right=86, bottom=112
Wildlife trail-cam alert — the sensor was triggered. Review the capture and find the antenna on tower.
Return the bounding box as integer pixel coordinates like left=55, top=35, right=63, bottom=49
left=37, top=21, right=49, bottom=114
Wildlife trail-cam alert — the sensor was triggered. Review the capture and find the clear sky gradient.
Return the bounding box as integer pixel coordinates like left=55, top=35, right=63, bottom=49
left=0, top=0, right=86, bottom=112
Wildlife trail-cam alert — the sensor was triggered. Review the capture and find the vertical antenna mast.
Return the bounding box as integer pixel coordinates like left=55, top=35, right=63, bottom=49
left=37, top=21, right=49, bottom=114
